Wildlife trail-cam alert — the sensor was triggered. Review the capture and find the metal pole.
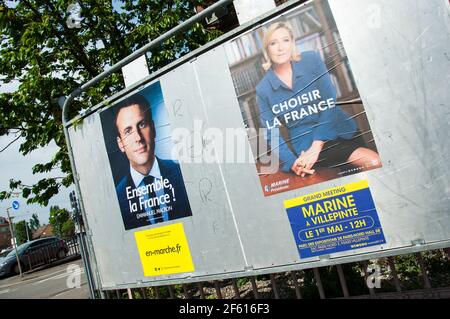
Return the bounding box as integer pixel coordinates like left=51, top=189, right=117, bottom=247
left=168, top=285, right=175, bottom=299
left=415, top=253, right=432, bottom=289
left=60, top=0, right=234, bottom=302
left=25, top=222, right=30, bottom=242
left=72, top=192, right=96, bottom=299
left=214, top=281, right=223, bottom=299
left=77, top=231, right=95, bottom=299
left=336, top=264, right=350, bottom=298
left=387, top=257, right=402, bottom=292
left=198, top=282, right=206, bottom=299
left=250, top=277, right=259, bottom=299
left=61, top=124, right=102, bottom=299
left=6, top=207, right=23, bottom=278
left=154, top=286, right=161, bottom=299
left=290, top=272, right=302, bottom=299
left=362, top=261, right=376, bottom=298
left=313, top=268, right=326, bottom=299
left=140, top=288, right=147, bottom=299
left=231, top=279, right=241, bottom=299
left=182, top=284, right=190, bottom=299
left=127, top=288, right=133, bottom=299
left=270, top=274, right=279, bottom=299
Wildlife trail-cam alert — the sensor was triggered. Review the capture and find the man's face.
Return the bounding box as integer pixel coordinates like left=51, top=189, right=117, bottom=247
left=116, top=104, right=155, bottom=175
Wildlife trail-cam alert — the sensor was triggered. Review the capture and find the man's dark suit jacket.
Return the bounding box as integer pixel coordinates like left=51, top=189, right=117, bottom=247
left=115, top=157, right=192, bottom=230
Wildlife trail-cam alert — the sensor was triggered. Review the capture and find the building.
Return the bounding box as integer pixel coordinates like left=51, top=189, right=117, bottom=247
left=32, top=224, right=54, bottom=240
left=0, top=217, right=12, bottom=250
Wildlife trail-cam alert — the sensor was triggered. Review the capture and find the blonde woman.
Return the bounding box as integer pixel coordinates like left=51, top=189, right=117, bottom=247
left=256, top=22, right=380, bottom=177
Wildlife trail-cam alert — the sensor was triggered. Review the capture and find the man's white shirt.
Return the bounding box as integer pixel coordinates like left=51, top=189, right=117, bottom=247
left=129, top=157, right=168, bottom=222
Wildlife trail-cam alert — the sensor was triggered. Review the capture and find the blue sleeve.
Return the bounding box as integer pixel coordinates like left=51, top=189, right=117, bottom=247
left=310, top=52, right=339, bottom=141
left=256, top=90, right=298, bottom=173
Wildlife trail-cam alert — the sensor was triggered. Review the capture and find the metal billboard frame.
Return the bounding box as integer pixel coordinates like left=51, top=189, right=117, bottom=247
left=62, top=0, right=450, bottom=293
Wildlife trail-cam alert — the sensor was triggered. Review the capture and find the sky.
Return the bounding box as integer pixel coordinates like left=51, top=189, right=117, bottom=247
left=0, top=0, right=91, bottom=226
left=0, top=82, right=73, bottom=226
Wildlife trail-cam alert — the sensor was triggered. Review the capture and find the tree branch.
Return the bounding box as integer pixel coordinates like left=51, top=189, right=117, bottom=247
left=77, top=1, right=111, bottom=51
left=0, top=135, right=21, bottom=153
left=44, top=1, right=100, bottom=77
left=21, top=0, right=98, bottom=78
left=100, top=3, right=130, bottom=60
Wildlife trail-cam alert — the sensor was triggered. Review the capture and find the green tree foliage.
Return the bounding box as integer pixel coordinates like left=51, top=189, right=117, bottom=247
left=48, top=205, right=73, bottom=238
left=14, top=220, right=31, bottom=245
left=61, top=217, right=75, bottom=237
left=29, top=213, right=40, bottom=231
left=0, top=0, right=223, bottom=205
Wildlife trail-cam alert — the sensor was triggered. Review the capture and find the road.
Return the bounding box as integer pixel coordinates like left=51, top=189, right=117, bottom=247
left=0, top=258, right=89, bottom=299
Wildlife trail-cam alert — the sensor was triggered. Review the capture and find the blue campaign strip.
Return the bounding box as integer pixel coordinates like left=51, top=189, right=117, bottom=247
left=286, top=185, right=386, bottom=259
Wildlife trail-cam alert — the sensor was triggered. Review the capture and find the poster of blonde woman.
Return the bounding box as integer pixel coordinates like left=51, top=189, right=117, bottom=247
left=225, top=0, right=382, bottom=196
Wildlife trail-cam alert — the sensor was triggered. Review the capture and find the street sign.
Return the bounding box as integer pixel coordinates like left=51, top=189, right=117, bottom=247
left=11, top=200, right=19, bottom=210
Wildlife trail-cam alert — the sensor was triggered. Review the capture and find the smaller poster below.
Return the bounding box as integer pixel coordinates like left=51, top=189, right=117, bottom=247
left=134, top=223, right=195, bottom=277
left=284, top=180, right=386, bottom=259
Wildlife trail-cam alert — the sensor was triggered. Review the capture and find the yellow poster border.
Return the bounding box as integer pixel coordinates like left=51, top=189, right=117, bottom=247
left=284, top=180, right=369, bottom=209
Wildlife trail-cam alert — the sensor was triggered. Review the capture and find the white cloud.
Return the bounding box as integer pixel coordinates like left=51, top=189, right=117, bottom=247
left=0, top=80, right=20, bottom=93
left=0, top=76, right=72, bottom=226
left=0, top=131, right=73, bottom=225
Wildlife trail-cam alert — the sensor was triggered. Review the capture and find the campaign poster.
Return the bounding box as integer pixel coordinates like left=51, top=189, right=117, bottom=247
left=225, top=0, right=382, bottom=196
left=100, top=81, right=192, bottom=231
left=134, top=223, right=195, bottom=277
left=284, top=180, right=386, bottom=258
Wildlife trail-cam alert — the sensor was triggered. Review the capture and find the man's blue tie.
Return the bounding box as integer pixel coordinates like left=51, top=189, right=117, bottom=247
left=142, top=175, right=162, bottom=224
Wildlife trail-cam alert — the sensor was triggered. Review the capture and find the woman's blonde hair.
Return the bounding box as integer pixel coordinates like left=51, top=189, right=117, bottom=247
left=262, top=21, right=300, bottom=71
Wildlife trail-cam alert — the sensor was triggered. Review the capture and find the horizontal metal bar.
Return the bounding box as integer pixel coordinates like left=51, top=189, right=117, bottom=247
left=62, top=0, right=234, bottom=126
left=100, top=239, right=450, bottom=291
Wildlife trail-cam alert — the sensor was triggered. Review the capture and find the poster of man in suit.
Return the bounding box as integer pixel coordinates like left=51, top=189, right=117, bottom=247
left=100, top=81, right=192, bottom=230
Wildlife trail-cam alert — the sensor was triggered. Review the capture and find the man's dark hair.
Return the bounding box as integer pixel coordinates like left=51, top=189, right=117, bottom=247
left=114, top=94, right=152, bottom=137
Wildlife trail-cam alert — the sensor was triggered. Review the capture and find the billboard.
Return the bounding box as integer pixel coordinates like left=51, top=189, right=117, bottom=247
left=67, top=0, right=450, bottom=289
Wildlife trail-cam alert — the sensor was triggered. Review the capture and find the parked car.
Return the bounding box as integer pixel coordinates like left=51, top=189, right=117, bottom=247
left=0, top=248, right=13, bottom=258
left=0, top=237, right=69, bottom=277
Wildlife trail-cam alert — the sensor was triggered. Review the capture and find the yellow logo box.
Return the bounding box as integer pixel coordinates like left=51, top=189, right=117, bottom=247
left=134, top=223, right=195, bottom=277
